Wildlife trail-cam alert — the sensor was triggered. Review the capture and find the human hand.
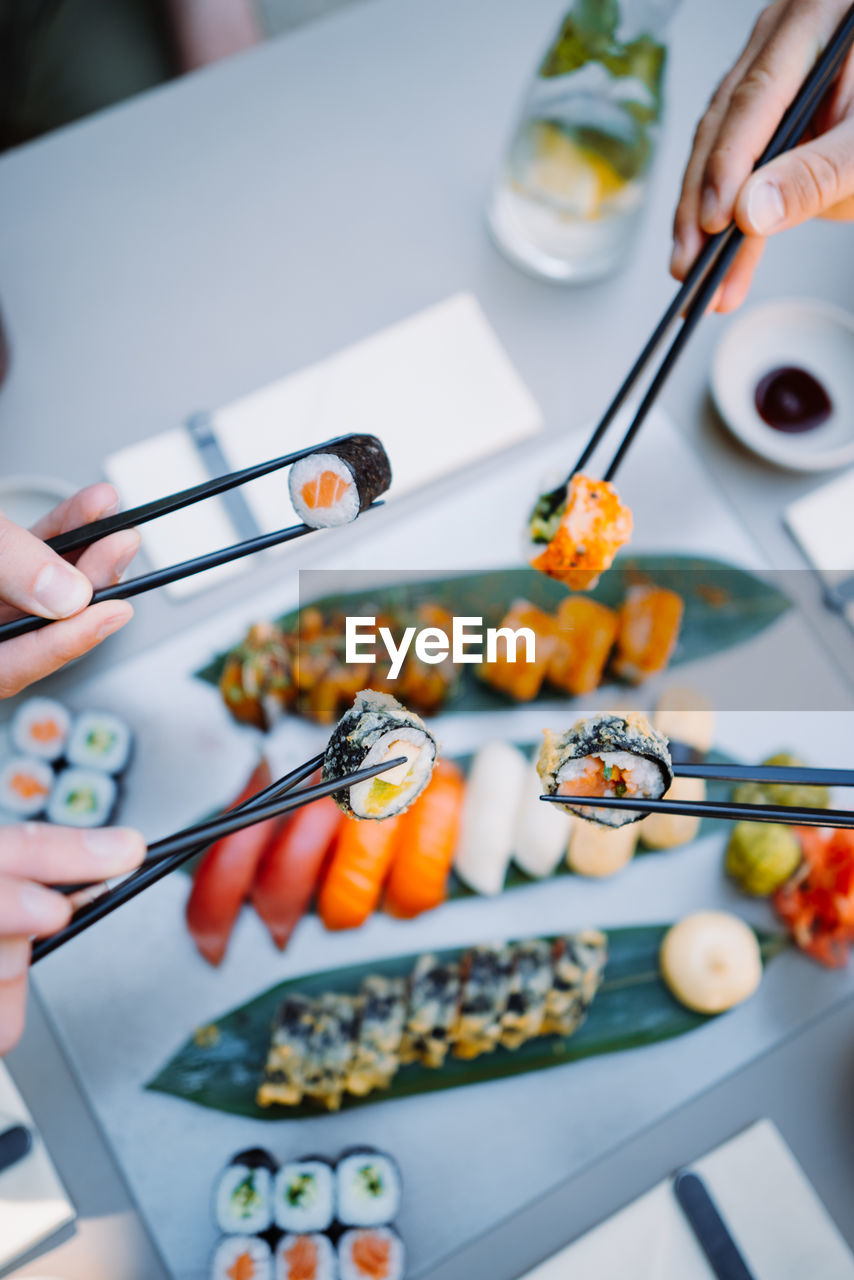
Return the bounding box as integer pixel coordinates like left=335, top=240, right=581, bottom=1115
left=0, top=484, right=140, bottom=698
left=671, top=0, right=854, bottom=312
left=0, top=823, right=145, bottom=1053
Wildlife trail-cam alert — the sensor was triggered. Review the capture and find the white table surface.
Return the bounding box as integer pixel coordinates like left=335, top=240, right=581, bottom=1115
left=1, top=0, right=854, bottom=1275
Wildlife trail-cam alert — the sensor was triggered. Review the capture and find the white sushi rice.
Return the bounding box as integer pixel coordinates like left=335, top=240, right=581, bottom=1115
left=338, top=1227, right=405, bottom=1280
left=0, top=756, right=54, bottom=818
left=274, top=1160, right=335, bottom=1233
left=215, top=1162, right=274, bottom=1235
left=289, top=452, right=360, bottom=528
left=348, top=728, right=435, bottom=819
left=454, top=741, right=527, bottom=895
left=67, top=710, right=133, bottom=775
left=46, top=768, right=117, bottom=828
left=512, top=759, right=574, bottom=878
left=336, top=1151, right=401, bottom=1227
left=276, top=1232, right=337, bottom=1280
left=11, top=697, right=71, bottom=762
left=558, top=750, right=663, bottom=827
left=211, top=1234, right=273, bottom=1279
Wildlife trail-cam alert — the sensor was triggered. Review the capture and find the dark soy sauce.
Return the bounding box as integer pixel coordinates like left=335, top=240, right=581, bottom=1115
left=754, top=366, right=832, bottom=433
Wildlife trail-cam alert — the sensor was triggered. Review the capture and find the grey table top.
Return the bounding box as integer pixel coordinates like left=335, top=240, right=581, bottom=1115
left=1, top=0, right=854, bottom=1275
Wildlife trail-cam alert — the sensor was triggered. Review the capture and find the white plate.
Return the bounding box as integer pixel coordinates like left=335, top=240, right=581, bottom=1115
left=711, top=298, right=854, bottom=472
left=0, top=474, right=75, bottom=529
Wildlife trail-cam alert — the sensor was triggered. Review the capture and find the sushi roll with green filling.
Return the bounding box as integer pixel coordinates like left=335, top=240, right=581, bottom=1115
left=336, top=1148, right=402, bottom=1227
left=11, top=697, right=70, bottom=763
left=257, top=994, right=316, bottom=1108
left=214, top=1148, right=276, bottom=1235
left=452, top=944, right=514, bottom=1060
left=300, top=993, right=360, bottom=1112
left=0, top=756, right=53, bottom=818
left=274, top=1159, right=335, bottom=1234
left=399, top=954, right=461, bottom=1069
left=67, top=710, right=133, bottom=776
left=338, top=1226, right=405, bottom=1280
left=323, top=691, right=436, bottom=820
left=289, top=434, right=391, bottom=529
left=276, top=1233, right=337, bottom=1280
left=543, top=930, right=608, bottom=1036
left=46, top=768, right=117, bottom=828
left=500, top=939, right=553, bottom=1050
left=211, top=1235, right=272, bottom=1280
left=346, top=976, right=407, bottom=1097
left=537, top=713, right=672, bottom=828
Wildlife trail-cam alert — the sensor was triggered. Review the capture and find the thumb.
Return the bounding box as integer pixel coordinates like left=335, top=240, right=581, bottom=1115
left=735, top=116, right=854, bottom=236
left=0, top=511, right=92, bottom=620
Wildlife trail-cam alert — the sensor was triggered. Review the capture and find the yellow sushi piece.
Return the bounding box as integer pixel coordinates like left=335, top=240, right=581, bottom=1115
left=567, top=820, right=638, bottom=877
left=660, top=912, right=762, bottom=1014
left=638, top=775, right=706, bottom=850
left=653, top=687, right=716, bottom=754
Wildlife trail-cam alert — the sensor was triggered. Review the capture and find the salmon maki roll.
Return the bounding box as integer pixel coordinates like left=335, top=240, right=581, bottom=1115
left=289, top=434, right=391, bottom=528
left=612, top=584, right=684, bottom=683
left=477, top=600, right=558, bottom=701
left=530, top=473, right=633, bottom=590
left=548, top=596, right=619, bottom=696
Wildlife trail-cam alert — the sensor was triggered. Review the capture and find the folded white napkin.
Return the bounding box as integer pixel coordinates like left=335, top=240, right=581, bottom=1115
left=0, top=1063, right=75, bottom=1270
left=521, top=1120, right=854, bottom=1280
left=786, top=468, right=854, bottom=627
left=105, top=293, right=543, bottom=599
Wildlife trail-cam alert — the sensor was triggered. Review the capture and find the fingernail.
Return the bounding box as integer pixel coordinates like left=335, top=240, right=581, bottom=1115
left=19, top=883, right=64, bottom=930
left=32, top=563, right=91, bottom=619
left=0, top=939, right=29, bottom=980
left=745, top=179, right=785, bottom=233
left=83, top=827, right=143, bottom=867
left=96, top=608, right=130, bottom=642
left=700, top=186, right=719, bottom=229
left=669, top=237, right=684, bottom=275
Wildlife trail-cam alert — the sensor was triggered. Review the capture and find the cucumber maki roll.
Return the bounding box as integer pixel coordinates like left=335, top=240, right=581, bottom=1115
left=336, top=1148, right=402, bottom=1228
left=67, top=710, right=133, bottom=776
left=276, top=1232, right=337, bottom=1280
left=11, top=697, right=70, bottom=763
left=289, top=434, right=391, bottom=529
left=338, top=1226, right=405, bottom=1280
left=274, top=1159, right=335, bottom=1234
left=210, top=1235, right=273, bottom=1280
left=323, top=690, right=436, bottom=820
left=214, top=1149, right=277, bottom=1235
left=537, top=713, right=672, bottom=827
left=0, top=756, right=53, bottom=818
left=46, top=768, right=117, bottom=828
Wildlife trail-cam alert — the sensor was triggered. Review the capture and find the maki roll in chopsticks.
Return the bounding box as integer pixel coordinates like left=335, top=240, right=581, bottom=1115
left=338, top=1226, right=405, bottom=1280
left=537, top=713, right=672, bottom=827
left=211, top=1235, right=273, bottom=1280
left=66, top=710, right=133, bottom=776
left=453, top=944, right=514, bottom=1060
left=529, top=474, right=633, bottom=591
left=11, top=697, right=70, bottom=762
left=399, top=954, right=461, bottom=1069
left=347, top=976, right=407, bottom=1097
left=289, top=434, right=391, bottom=529
left=46, top=767, right=117, bottom=828
left=543, top=931, right=608, bottom=1036
left=274, top=1159, right=335, bottom=1234
left=276, top=1233, right=337, bottom=1280
left=336, top=1148, right=402, bottom=1227
left=214, top=1148, right=276, bottom=1235
left=0, top=756, right=53, bottom=818
left=323, top=691, right=436, bottom=820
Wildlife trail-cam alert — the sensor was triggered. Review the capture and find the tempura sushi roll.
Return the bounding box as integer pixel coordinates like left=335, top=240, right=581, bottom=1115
left=612, top=585, right=684, bottom=684
left=0, top=757, right=53, bottom=818
left=346, top=976, right=407, bottom=1097
left=529, top=473, right=633, bottom=590
left=452, top=944, right=514, bottom=1060
left=289, top=434, right=392, bottom=529
left=337, top=1227, right=405, bottom=1280
left=274, top=1159, right=335, bottom=1234
left=11, top=697, right=70, bottom=762
left=214, top=1148, right=276, bottom=1235
left=257, top=994, right=316, bottom=1108
left=299, top=993, right=360, bottom=1112
left=400, top=954, right=461, bottom=1068
left=543, top=930, right=608, bottom=1036
left=211, top=1235, right=272, bottom=1280
left=336, top=1148, right=402, bottom=1227
left=476, top=600, right=557, bottom=701
left=67, top=710, right=133, bottom=775
left=548, top=596, right=619, bottom=696
left=500, top=939, right=553, bottom=1049
left=276, top=1233, right=337, bottom=1280
left=323, top=690, right=436, bottom=819
left=46, top=767, right=117, bottom=828
left=537, top=713, right=673, bottom=827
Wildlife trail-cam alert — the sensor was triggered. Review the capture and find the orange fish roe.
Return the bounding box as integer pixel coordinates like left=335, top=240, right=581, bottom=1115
left=351, top=1232, right=392, bottom=1279
left=531, top=473, right=633, bottom=590
left=301, top=470, right=351, bottom=510
left=11, top=772, right=50, bottom=800
left=226, top=1251, right=258, bottom=1280
left=283, top=1234, right=319, bottom=1280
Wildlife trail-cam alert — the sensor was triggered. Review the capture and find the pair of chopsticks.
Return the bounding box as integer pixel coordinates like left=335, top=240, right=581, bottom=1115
left=537, top=2, right=854, bottom=517
left=0, top=433, right=382, bottom=643
left=31, top=753, right=406, bottom=963
left=541, top=760, right=854, bottom=828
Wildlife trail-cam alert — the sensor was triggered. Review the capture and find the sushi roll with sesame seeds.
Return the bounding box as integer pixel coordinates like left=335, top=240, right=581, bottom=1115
left=0, top=756, right=54, bottom=818
left=210, top=1235, right=273, bottom=1280
left=67, top=710, right=133, bottom=776
left=336, top=1148, right=402, bottom=1228
left=337, top=1226, right=405, bottom=1280
left=537, top=713, right=672, bottom=828
left=46, top=767, right=117, bottom=828
left=214, top=1148, right=276, bottom=1235
left=11, top=697, right=71, bottom=763
left=289, top=435, right=391, bottom=529
left=323, top=691, right=436, bottom=820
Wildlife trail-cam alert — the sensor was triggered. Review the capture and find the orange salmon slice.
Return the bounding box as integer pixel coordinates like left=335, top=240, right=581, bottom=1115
left=351, top=1234, right=391, bottom=1279
left=284, top=1234, right=319, bottom=1280
left=301, top=469, right=351, bottom=510
left=11, top=772, right=50, bottom=800
left=31, top=718, right=61, bottom=743
left=227, top=1252, right=257, bottom=1280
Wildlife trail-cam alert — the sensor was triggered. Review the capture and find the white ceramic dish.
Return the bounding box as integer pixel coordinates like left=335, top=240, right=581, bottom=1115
left=0, top=474, right=75, bottom=528
left=711, top=298, right=854, bottom=473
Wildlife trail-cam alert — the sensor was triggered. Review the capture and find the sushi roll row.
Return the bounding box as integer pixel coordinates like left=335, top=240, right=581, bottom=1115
left=211, top=1227, right=404, bottom=1280
left=257, top=932, right=607, bottom=1110
left=0, top=698, right=133, bottom=827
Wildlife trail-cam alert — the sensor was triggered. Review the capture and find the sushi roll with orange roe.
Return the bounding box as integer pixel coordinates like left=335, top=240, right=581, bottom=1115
left=289, top=435, right=391, bottom=529
left=529, top=473, right=633, bottom=590
left=0, top=757, right=53, bottom=818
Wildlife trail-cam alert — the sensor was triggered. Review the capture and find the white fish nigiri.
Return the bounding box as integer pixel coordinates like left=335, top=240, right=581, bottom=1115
left=454, top=741, right=527, bottom=895
left=512, top=760, right=575, bottom=878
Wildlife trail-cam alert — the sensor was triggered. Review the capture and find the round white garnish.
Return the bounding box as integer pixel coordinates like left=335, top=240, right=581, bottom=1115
left=660, top=911, right=762, bottom=1014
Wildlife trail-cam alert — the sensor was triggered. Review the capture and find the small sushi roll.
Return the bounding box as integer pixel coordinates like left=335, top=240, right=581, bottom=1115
left=512, top=760, right=574, bottom=879
left=257, top=994, right=316, bottom=1108
left=46, top=767, right=117, bottom=828
left=289, top=434, right=392, bottom=529
left=219, top=622, right=296, bottom=730
left=452, top=944, right=514, bottom=1060
left=274, top=1160, right=335, bottom=1234
left=322, top=690, right=436, bottom=820
left=300, top=993, right=360, bottom=1112
left=66, top=710, right=133, bottom=776
left=337, top=1226, right=405, bottom=1280
left=612, top=585, right=684, bottom=684
left=11, top=697, right=71, bottom=762
left=537, top=713, right=673, bottom=828
left=276, top=1233, right=337, bottom=1280
left=500, top=939, right=553, bottom=1049
left=529, top=473, right=633, bottom=591
left=547, top=596, right=619, bottom=697
left=211, top=1235, right=273, bottom=1280
left=346, top=976, right=407, bottom=1097
left=543, top=930, right=608, bottom=1037
left=0, top=756, right=54, bottom=818
left=336, top=1148, right=402, bottom=1227
left=399, top=954, right=461, bottom=1069
left=476, top=600, right=558, bottom=702
left=454, top=741, right=527, bottom=895
left=214, top=1149, right=276, bottom=1235
left=567, top=820, right=638, bottom=876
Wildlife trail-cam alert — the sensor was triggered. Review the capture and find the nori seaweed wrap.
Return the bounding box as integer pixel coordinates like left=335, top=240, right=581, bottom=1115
left=289, top=434, right=392, bottom=529
left=322, top=690, right=437, bottom=819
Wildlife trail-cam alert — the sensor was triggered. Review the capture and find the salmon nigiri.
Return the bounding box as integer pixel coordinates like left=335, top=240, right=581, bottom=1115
left=251, top=792, right=343, bottom=949
left=385, top=759, right=465, bottom=918
left=318, top=814, right=401, bottom=930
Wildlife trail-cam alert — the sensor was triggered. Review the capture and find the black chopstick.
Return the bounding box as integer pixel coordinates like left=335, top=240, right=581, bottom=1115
left=33, top=756, right=405, bottom=963
left=540, top=793, right=854, bottom=828
left=675, top=762, right=854, bottom=789
left=47, top=433, right=357, bottom=556
left=673, top=1170, right=756, bottom=1280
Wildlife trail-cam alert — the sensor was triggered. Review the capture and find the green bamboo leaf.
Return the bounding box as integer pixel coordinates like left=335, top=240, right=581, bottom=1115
left=146, top=925, right=785, bottom=1119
